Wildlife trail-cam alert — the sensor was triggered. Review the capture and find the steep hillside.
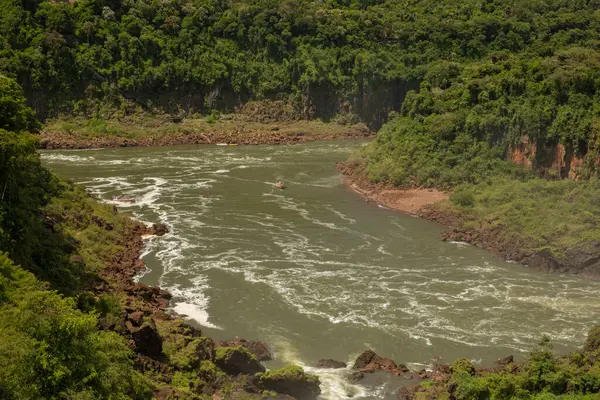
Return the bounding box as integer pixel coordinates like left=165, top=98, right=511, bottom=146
left=0, top=75, right=320, bottom=399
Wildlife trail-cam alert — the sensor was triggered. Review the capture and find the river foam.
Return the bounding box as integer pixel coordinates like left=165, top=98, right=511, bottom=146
left=41, top=142, right=600, bottom=399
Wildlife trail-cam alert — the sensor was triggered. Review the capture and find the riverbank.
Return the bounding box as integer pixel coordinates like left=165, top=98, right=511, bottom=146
left=339, top=164, right=449, bottom=215
left=41, top=114, right=373, bottom=149
left=338, top=161, right=600, bottom=278
left=96, top=204, right=322, bottom=399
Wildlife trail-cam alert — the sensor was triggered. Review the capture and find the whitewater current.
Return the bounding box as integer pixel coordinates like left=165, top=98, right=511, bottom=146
left=42, top=142, right=600, bottom=399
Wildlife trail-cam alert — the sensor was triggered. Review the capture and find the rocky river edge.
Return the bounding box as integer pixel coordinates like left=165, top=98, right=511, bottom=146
left=39, top=123, right=373, bottom=150
left=97, top=211, right=324, bottom=399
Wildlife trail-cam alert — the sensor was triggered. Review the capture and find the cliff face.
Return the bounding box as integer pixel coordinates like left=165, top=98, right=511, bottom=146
left=508, top=136, right=585, bottom=180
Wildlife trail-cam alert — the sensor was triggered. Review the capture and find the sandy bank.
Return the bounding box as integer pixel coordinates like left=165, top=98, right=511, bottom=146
left=339, top=165, right=448, bottom=215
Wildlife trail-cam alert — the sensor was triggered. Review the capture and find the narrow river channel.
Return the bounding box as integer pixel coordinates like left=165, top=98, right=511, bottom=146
left=42, top=141, right=600, bottom=399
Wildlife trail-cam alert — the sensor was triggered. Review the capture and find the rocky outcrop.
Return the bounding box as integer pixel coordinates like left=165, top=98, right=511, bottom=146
left=316, top=359, right=347, bottom=369
left=147, top=222, right=169, bottom=236
left=258, top=366, right=321, bottom=400
left=352, top=350, right=409, bottom=375
left=215, top=346, right=266, bottom=375
left=217, top=337, right=272, bottom=361
left=129, top=322, right=163, bottom=358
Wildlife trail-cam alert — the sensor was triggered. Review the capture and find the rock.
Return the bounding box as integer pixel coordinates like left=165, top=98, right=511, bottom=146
left=215, top=346, right=265, bottom=375
left=348, top=371, right=364, bottom=382
left=397, top=386, right=418, bottom=400
left=352, top=349, right=398, bottom=373
left=258, top=366, right=321, bottom=400
left=193, top=337, right=215, bottom=361
left=149, top=222, right=169, bottom=237
left=129, top=311, right=144, bottom=326
left=132, top=323, right=163, bottom=358
left=246, top=340, right=272, bottom=361
left=316, top=359, right=347, bottom=369
left=497, top=355, right=514, bottom=365
left=353, top=350, right=377, bottom=369
left=218, top=338, right=272, bottom=361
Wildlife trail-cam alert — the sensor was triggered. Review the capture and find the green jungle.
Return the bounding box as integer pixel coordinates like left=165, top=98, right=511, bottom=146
left=3, top=0, right=600, bottom=398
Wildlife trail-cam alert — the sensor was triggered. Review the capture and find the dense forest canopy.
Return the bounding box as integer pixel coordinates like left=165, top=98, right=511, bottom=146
left=2, top=0, right=600, bottom=130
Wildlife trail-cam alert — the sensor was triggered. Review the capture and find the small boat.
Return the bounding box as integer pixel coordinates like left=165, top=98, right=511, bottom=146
left=228, top=143, right=238, bottom=146
left=275, top=182, right=285, bottom=189
left=216, top=143, right=228, bottom=146
left=113, top=196, right=136, bottom=203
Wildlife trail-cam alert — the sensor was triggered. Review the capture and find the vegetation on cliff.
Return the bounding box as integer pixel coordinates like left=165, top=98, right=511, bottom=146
left=333, top=0, right=600, bottom=272
left=0, top=76, right=319, bottom=399
left=411, top=327, right=600, bottom=400
left=0, top=74, right=151, bottom=399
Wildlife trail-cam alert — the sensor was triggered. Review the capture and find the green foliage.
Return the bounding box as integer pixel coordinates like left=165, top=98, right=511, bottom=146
left=3, top=0, right=600, bottom=130
left=450, top=358, right=476, bottom=376
left=445, top=331, right=600, bottom=400
left=0, top=253, right=152, bottom=400
left=0, top=75, right=39, bottom=132
left=257, top=365, right=319, bottom=384
left=216, top=345, right=257, bottom=362
left=0, top=77, right=154, bottom=399
left=583, top=326, right=600, bottom=354
left=446, top=178, right=600, bottom=261
left=450, top=372, right=490, bottom=400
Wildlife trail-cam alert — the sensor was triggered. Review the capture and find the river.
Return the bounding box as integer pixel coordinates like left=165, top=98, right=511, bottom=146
left=42, top=141, right=600, bottom=399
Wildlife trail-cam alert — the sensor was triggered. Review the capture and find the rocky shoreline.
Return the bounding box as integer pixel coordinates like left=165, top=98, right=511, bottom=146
left=98, top=213, right=321, bottom=399
left=337, top=162, right=600, bottom=278
left=40, top=124, right=373, bottom=149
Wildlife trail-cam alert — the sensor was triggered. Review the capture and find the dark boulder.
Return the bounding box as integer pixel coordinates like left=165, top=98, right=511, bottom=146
left=149, top=222, right=169, bottom=237
left=218, top=337, right=272, bottom=361
left=215, top=346, right=265, bottom=375
left=353, top=350, right=378, bottom=369
left=352, top=349, right=398, bottom=373
left=131, top=323, right=163, bottom=358
left=316, top=359, right=347, bottom=369
left=258, top=366, right=321, bottom=400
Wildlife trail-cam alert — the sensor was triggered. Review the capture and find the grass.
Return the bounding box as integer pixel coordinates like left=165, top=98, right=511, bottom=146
left=43, top=112, right=369, bottom=140
left=448, top=177, right=600, bottom=260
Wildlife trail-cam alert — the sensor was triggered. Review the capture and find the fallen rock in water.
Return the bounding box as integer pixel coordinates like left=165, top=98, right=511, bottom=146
left=215, top=346, right=265, bottom=375
left=348, top=371, right=364, bottom=382
left=352, top=349, right=401, bottom=374
left=148, top=222, right=169, bottom=237
left=353, top=350, right=378, bottom=369
left=257, top=366, right=321, bottom=400
left=316, top=359, right=347, bottom=369
left=218, top=337, right=272, bottom=361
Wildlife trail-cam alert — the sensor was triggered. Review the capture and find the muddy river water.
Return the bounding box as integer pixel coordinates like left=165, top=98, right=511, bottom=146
left=42, top=141, right=600, bottom=399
